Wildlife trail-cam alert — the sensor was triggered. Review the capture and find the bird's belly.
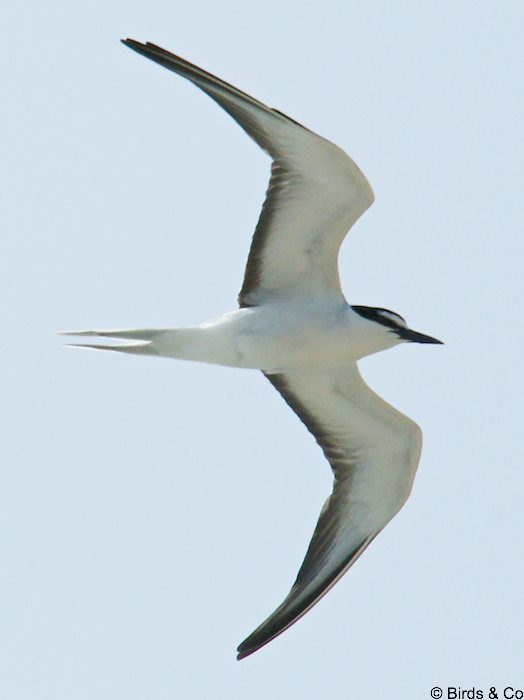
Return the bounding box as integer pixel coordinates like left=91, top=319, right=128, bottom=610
left=238, top=330, right=347, bottom=370
left=233, top=309, right=364, bottom=371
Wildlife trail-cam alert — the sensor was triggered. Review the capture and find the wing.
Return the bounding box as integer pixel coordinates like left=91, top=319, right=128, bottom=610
left=122, top=40, right=374, bottom=307
left=236, top=365, right=422, bottom=659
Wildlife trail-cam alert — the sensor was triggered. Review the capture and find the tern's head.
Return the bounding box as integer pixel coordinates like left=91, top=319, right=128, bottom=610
left=352, top=305, right=443, bottom=346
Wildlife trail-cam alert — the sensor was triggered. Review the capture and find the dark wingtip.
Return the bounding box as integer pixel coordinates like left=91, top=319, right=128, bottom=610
left=236, top=623, right=284, bottom=660
left=121, top=38, right=148, bottom=53
left=121, top=38, right=139, bottom=47
left=236, top=639, right=253, bottom=660
left=236, top=642, right=261, bottom=661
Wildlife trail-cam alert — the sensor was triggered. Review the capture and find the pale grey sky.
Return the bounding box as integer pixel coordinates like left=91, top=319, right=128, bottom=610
left=2, top=1, right=523, bottom=698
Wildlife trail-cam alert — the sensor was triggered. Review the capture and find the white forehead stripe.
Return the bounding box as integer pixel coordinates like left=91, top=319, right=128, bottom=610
left=378, top=310, right=407, bottom=327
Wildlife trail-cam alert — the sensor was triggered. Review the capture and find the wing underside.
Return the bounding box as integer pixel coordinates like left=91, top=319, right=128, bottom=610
left=236, top=367, right=422, bottom=659
left=122, top=40, right=374, bottom=307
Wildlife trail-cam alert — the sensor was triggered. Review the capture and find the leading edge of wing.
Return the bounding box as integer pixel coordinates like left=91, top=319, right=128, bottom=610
left=121, top=39, right=310, bottom=153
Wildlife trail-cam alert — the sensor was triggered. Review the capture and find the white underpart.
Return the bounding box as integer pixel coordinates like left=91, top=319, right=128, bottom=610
left=65, top=304, right=403, bottom=370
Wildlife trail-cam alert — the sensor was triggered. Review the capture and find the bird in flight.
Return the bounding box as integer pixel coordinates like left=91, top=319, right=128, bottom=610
left=63, top=39, right=442, bottom=660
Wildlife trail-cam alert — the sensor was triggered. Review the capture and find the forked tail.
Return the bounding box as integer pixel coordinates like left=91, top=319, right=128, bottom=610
left=58, top=328, right=165, bottom=355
